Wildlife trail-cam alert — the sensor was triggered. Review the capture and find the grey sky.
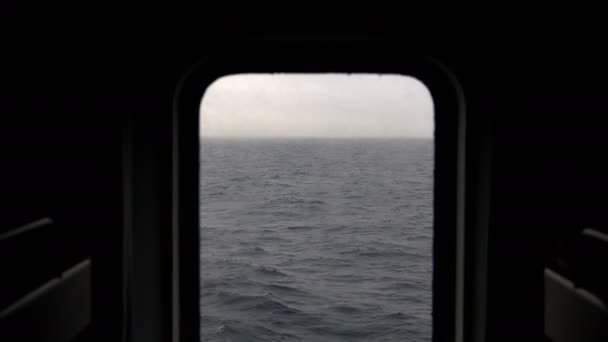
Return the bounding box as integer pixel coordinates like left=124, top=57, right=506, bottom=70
left=199, top=73, right=434, bottom=138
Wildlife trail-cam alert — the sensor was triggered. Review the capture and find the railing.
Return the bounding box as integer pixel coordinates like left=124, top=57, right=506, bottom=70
left=544, top=228, right=608, bottom=342
left=0, top=218, right=91, bottom=342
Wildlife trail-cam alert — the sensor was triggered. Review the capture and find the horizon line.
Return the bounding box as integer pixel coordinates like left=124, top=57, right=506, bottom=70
left=199, top=135, right=434, bottom=139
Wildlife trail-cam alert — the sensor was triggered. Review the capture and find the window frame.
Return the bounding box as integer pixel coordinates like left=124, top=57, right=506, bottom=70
left=172, top=41, right=472, bottom=342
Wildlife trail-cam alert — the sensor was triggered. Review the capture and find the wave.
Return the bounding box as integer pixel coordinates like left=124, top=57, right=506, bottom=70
left=295, top=256, right=352, bottom=266
left=325, top=225, right=349, bottom=232
left=330, top=304, right=363, bottom=314
left=202, top=258, right=288, bottom=276
left=265, top=197, right=327, bottom=207
left=325, top=273, right=377, bottom=282
left=338, top=246, right=424, bottom=258
left=256, top=235, right=288, bottom=242
left=215, top=291, right=300, bottom=315
left=204, top=191, right=225, bottom=197
left=210, top=318, right=300, bottom=342
left=377, top=281, right=421, bottom=291
left=228, top=176, right=251, bottom=182
left=404, top=234, right=432, bottom=241
left=347, top=205, right=375, bottom=212
left=286, top=225, right=317, bottom=231
left=256, top=265, right=288, bottom=277
left=382, top=312, right=416, bottom=321
left=237, top=246, right=270, bottom=255
left=266, top=283, right=311, bottom=297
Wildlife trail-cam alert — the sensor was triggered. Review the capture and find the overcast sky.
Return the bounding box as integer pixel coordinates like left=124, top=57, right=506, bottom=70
left=199, top=73, right=433, bottom=138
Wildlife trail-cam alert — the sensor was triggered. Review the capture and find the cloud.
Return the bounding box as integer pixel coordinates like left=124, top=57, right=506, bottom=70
left=200, top=73, right=434, bottom=138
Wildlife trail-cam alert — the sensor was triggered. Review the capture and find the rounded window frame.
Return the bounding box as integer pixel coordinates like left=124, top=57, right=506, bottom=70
left=172, top=43, right=469, bottom=342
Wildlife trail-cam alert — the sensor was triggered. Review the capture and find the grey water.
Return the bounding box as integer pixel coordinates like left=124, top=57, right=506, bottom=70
left=200, top=138, right=433, bottom=341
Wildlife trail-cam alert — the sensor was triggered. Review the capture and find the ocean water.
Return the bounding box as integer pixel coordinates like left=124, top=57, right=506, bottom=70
left=200, top=138, right=433, bottom=341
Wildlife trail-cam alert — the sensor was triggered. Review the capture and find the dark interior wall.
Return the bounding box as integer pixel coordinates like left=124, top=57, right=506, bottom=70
left=425, top=48, right=608, bottom=341
left=454, top=51, right=608, bottom=341
left=1, top=38, right=197, bottom=340
left=0, top=45, right=129, bottom=340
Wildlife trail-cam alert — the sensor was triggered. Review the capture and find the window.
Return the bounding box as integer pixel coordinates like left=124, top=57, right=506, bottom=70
left=172, top=49, right=467, bottom=342
left=199, top=74, right=434, bottom=341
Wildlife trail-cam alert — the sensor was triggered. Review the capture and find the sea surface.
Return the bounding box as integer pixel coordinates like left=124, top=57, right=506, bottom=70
left=200, top=138, right=433, bottom=341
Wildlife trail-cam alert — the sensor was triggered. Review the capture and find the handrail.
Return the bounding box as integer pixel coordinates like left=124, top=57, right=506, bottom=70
left=0, top=217, right=53, bottom=242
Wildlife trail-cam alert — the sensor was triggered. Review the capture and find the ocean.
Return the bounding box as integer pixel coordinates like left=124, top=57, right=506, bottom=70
left=200, top=138, right=433, bottom=341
